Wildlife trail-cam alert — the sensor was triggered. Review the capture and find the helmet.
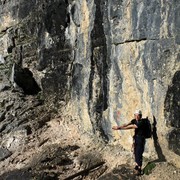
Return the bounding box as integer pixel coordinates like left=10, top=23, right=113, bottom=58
left=134, top=109, right=142, bottom=115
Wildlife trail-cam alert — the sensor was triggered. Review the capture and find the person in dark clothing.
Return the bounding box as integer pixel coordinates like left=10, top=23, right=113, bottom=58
left=112, top=110, right=145, bottom=175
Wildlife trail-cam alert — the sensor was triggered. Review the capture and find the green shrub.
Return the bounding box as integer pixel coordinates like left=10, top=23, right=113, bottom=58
left=143, top=162, right=156, bottom=175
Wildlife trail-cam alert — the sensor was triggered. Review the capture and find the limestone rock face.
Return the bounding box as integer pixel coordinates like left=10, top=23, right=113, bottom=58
left=0, top=0, right=180, bottom=166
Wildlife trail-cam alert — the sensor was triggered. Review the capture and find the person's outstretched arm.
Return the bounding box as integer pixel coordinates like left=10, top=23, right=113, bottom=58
left=112, top=124, right=137, bottom=130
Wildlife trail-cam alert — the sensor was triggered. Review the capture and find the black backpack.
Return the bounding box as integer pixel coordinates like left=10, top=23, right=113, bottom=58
left=142, top=118, right=152, bottom=139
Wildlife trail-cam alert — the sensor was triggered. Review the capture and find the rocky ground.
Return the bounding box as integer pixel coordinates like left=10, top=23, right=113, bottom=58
left=0, top=114, right=180, bottom=180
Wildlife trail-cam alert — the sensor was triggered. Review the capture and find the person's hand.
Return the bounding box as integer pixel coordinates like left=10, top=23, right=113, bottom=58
left=112, top=126, right=121, bottom=130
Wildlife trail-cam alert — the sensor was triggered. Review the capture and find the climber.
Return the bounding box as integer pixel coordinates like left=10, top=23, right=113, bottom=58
left=112, top=110, right=145, bottom=175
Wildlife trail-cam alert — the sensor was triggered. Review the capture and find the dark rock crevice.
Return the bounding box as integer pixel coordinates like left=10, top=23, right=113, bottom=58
left=164, top=70, right=180, bottom=128
left=113, top=38, right=160, bottom=46
left=88, top=0, right=109, bottom=140
left=13, top=64, right=41, bottom=95
left=168, top=129, right=180, bottom=156
left=164, top=71, right=180, bottom=155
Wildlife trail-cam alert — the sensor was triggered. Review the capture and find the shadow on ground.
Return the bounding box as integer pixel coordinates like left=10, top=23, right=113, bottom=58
left=98, top=165, right=138, bottom=180
left=143, top=116, right=166, bottom=175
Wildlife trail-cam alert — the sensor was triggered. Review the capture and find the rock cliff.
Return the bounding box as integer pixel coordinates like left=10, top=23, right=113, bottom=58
left=0, top=0, right=180, bottom=178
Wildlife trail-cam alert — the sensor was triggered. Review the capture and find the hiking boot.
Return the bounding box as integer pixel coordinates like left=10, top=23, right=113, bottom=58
left=133, top=168, right=141, bottom=176
left=134, top=165, right=138, bottom=171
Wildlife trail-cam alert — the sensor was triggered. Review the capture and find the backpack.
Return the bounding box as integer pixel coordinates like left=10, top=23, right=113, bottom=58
left=142, top=118, right=152, bottom=139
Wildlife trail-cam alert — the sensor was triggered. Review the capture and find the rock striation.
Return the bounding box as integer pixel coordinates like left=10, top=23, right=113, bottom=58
left=0, top=0, right=180, bottom=170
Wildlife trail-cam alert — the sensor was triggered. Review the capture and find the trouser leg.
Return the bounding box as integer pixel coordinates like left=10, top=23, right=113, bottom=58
left=134, top=137, right=145, bottom=167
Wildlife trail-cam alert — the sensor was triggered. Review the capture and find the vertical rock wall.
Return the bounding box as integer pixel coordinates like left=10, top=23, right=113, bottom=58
left=0, top=0, right=180, bottom=165
left=65, top=0, right=180, bottom=164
